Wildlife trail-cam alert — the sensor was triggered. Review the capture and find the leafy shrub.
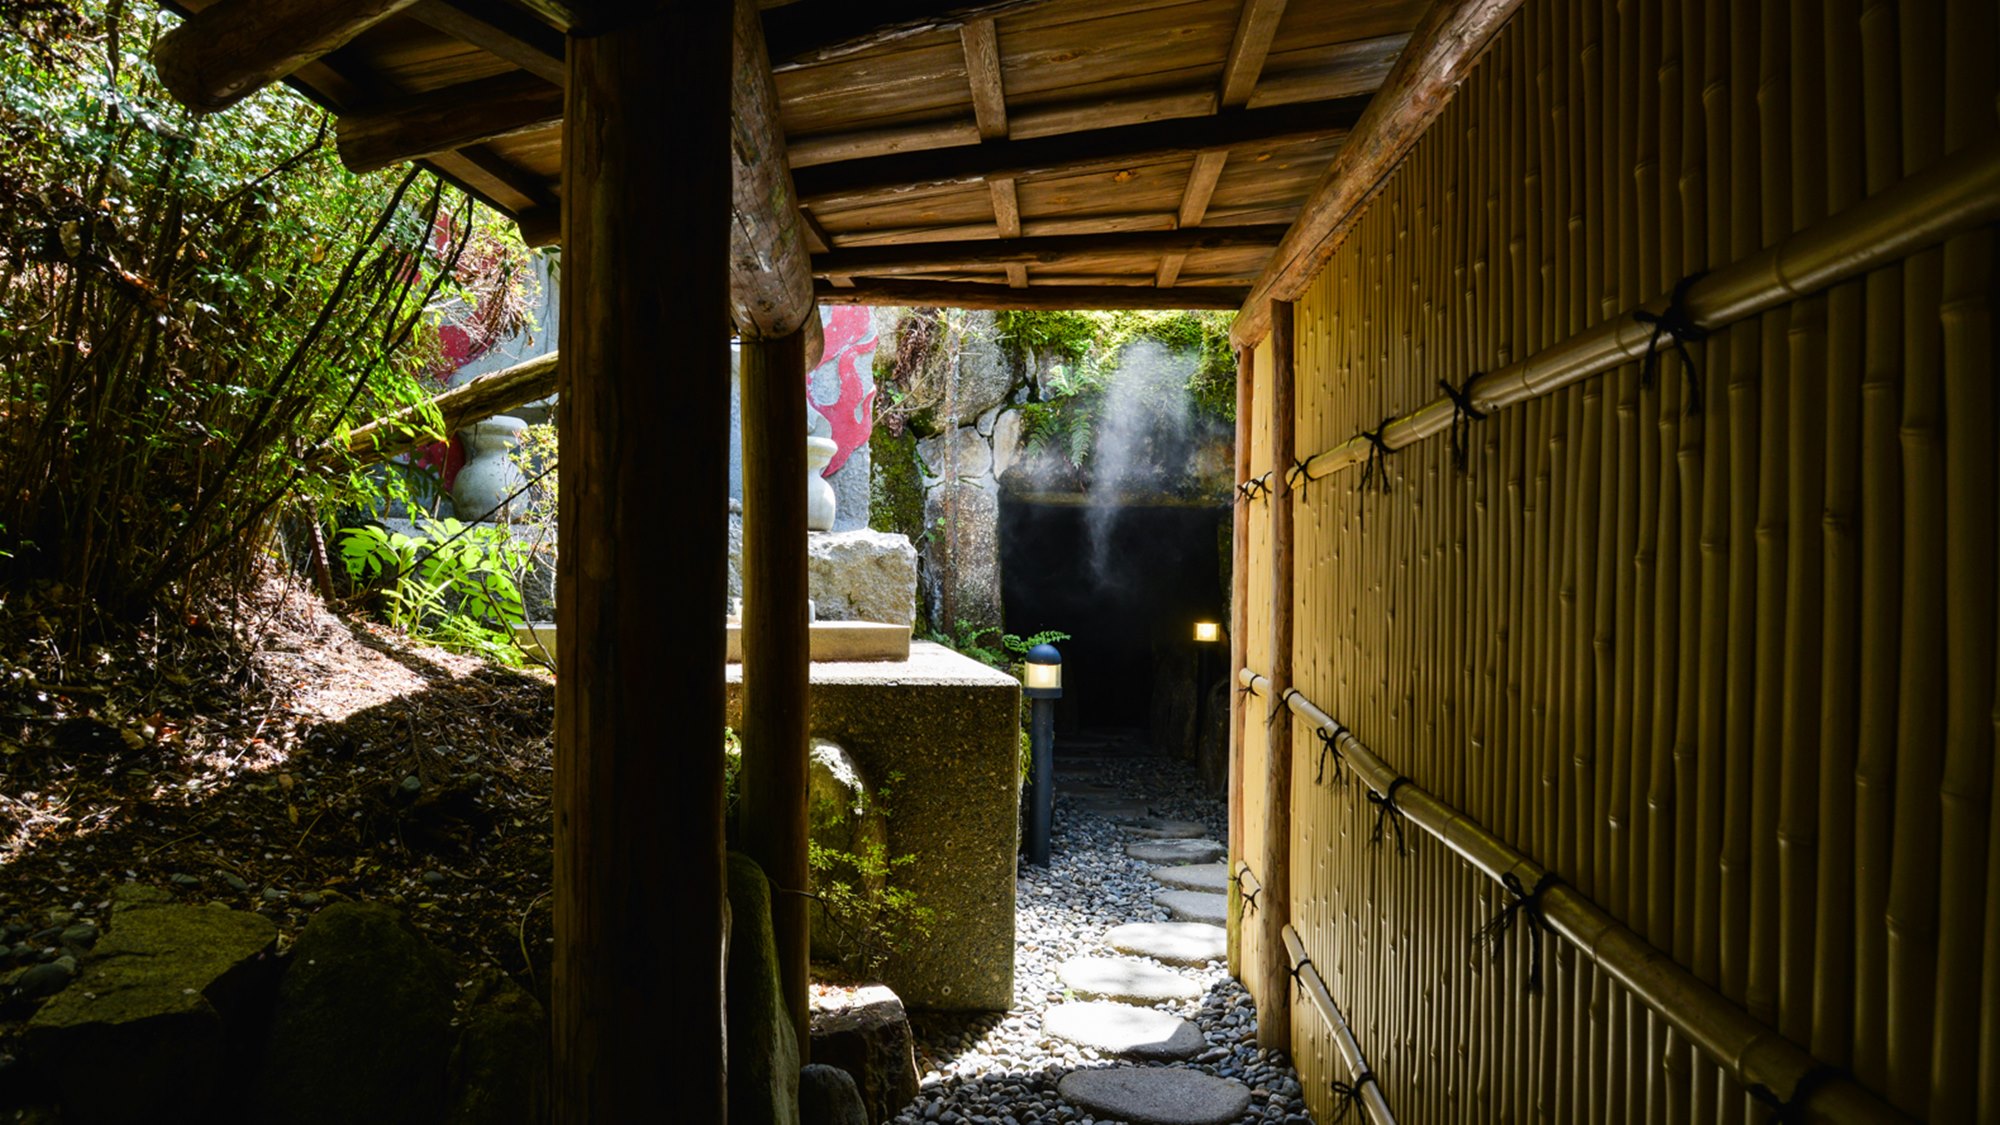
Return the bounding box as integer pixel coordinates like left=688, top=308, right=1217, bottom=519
left=808, top=771, right=935, bottom=979
left=336, top=518, right=527, bottom=661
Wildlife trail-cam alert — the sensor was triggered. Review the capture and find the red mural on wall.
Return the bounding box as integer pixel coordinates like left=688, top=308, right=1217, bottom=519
left=808, top=306, right=878, bottom=477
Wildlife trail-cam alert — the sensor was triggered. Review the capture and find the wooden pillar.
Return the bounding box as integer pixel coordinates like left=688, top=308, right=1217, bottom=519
left=739, top=327, right=812, bottom=1053
left=553, top=4, right=732, bottom=1121
left=1227, top=343, right=1254, bottom=977
left=1257, top=299, right=1295, bottom=1052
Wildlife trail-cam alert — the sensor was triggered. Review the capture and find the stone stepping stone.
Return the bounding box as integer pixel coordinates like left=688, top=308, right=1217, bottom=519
left=1106, top=922, right=1227, bottom=966
left=1071, top=799, right=1152, bottom=819
left=1150, top=863, right=1227, bottom=892
left=1057, top=1067, right=1252, bottom=1125
left=1125, top=817, right=1208, bottom=840
left=1155, top=890, right=1228, bottom=926
left=1042, top=1001, right=1205, bottom=1060
left=1057, top=956, right=1201, bottom=1003
left=1125, top=838, right=1225, bottom=865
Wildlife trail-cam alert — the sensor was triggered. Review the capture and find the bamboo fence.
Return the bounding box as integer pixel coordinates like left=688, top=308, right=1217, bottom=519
left=1226, top=0, right=1998, bottom=1121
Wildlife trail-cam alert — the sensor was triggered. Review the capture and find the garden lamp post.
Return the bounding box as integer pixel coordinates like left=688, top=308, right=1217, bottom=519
left=1023, top=643, right=1062, bottom=867
left=1192, top=621, right=1222, bottom=753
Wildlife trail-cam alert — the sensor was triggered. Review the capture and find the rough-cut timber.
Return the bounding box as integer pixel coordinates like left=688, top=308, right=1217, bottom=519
left=322, top=351, right=557, bottom=468
left=1256, top=300, right=1294, bottom=1053
left=337, top=72, right=564, bottom=174
left=739, top=328, right=812, bottom=1057
left=1232, top=0, right=1524, bottom=345
left=1226, top=342, right=1253, bottom=978
left=815, top=280, right=1247, bottom=310
left=764, top=0, right=1057, bottom=70
left=812, top=226, right=1288, bottom=277
left=794, top=99, right=1369, bottom=209
left=408, top=0, right=566, bottom=84
left=730, top=0, right=816, bottom=338
left=151, top=0, right=421, bottom=112
left=552, top=2, right=731, bottom=1121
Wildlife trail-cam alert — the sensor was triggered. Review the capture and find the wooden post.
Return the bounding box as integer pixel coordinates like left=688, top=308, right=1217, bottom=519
left=1258, top=299, right=1295, bottom=1052
left=1227, top=342, right=1254, bottom=976
left=553, top=3, right=732, bottom=1121
left=738, top=327, right=812, bottom=1054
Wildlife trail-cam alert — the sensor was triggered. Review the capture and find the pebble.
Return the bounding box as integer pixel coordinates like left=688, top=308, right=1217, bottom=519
left=894, top=756, right=1306, bottom=1125
left=422, top=870, right=445, bottom=886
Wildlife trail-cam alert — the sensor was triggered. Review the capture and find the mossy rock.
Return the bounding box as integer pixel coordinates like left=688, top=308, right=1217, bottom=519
left=256, top=903, right=458, bottom=1125
left=726, top=853, right=800, bottom=1125
left=447, top=971, right=549, bottom=1125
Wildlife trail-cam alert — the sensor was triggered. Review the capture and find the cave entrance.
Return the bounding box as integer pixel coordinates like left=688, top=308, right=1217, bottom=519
left=999, top=494, right=1229, bottom=768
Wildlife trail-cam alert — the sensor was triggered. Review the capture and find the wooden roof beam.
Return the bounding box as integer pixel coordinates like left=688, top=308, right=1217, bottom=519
left=795, top=96, right=1369, bottom=208
left=815, top=279, right=1246, bottom=310
left=1218, top=0, right=1289, bottom=109
left=337, top=72, right=563, bottom=173
left=1234, top=0, right=1525, bottom=345
left=811, top=224, right=1288, bottom=275
left=730, top=0, right=816, bottom=338
left=961, top=17, right=1008, bottom=141
left=408, top=0, right=566, bottom=85
left=152, top=0, right=422, bottom=113
left=764, top=0, right=1054, bottom=70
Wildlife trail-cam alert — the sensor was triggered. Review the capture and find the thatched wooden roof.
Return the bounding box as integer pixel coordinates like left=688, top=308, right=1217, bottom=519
left=163, top=0, right=1438, bottom=311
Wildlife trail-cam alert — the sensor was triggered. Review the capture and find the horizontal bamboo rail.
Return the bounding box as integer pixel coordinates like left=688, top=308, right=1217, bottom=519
left=1285, top=136, right=2000, bottom=486
left=1280, top=925, right=1398, bottom=1125
left=1236, top=668, right=1915, bottom=1125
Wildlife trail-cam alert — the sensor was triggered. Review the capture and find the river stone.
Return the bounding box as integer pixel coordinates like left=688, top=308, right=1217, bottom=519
left=258, top=903, right=458, bottom=1125
left=1125, top=818, right=1209, bottom=840
left=807, top=739, right=888, bottom=963
left=727, top=853, right=801, bottom=1125
left=446, top=971, right=548, bottom=1125
left=1125, top=839, right=1225, bottom=864
left=809, top=984, right=919, bottom=1125
left=807, top=530, right=919, bottom=626
left=1149, top=863, right=1228, bottom=892
left=1106, top=922, right=1227, bottom=966
left=1056, top=1067, right=1252, bottom=1125
left=1057, top=956, right=1200, bottom=1003
left=1042, top=1002, right=1204, bottom=1060
left=1155, top=890, right=1228, bottom=925
left=27, top=897, right=279, bottom=1124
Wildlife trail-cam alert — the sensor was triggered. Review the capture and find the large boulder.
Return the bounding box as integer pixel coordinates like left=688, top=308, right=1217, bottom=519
left=447, top=971, right=549, bottom=1125
left=806, top=530, right=918, bottom=626
left=921, top=481, right=1002, bottom=631
left=916, top=427, right=992, bottom=489
left=808, top=985, right=918, bottom=1125
left=797, top=1064, right=868, bottom=1125
left=256, top=903, right=459, bottom=1125
left=726, top=853, right=800, bottom=1125
left=25, top=888, right=279, bottom=1124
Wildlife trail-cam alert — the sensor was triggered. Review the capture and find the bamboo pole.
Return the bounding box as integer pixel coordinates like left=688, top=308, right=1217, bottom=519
left=1237, top=671, right=1915, bottom=1124
left=1229, top=343, right=1254, bottom=977
left=1258, top=299, right=1297, bottom=1054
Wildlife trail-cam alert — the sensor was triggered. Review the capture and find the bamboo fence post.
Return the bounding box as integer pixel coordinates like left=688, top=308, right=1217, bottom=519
left=1258, top=299, right=1297, bottom=1053
left=1229, top=342, right=1254, bottom=977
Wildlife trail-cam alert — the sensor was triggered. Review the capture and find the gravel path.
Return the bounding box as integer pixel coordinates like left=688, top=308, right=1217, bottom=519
left=898, top=750, right=1310, bottom=1125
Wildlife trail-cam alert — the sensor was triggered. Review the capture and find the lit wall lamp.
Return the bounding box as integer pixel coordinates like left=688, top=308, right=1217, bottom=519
left=1022, top=643, right=1061, bottom=866
left=1193, top=621, right=1222, bottom=643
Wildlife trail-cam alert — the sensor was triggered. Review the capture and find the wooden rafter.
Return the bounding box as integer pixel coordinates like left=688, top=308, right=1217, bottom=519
left=789, top=119, right=983, bottom=169
left=794, top=97, right=1368, bottom=207
left=1005, top=263, right=1029, bottom=288
left=811, top=224, right=1287, bottom=275
left=729, top=0, right=816, bottom=339
left=1218, top=0, right=1289, bottom=109
left=1177, top=149, right=1229, bottom=228
left=1235, top=0, right=1526, bottom=344
left=815, top=279, right=1246, bottom=309
left=407, top=0, right=565, bottom=84
left=336, top=72, right=563, bottom=173
left=1155, top=253, right=1186, bottom=287
left=764, top=0, right=1055, bottom=70
left=961, top=17, right=1008, bottom=140
left=988, top=175, right=1021, bottom=238
left=152, top=0, right=421, bottom=112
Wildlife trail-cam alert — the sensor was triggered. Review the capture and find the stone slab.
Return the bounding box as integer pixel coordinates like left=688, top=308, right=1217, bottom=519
left=1105, top=922, right=1227, bottom=966
left=1071, top=799, right=1152, bottom=819
left=1124, top=818, right=1209, bottom=840
left=1155, top=891, right=1228, bottom=926
left=1125, top=839, right=1225, bottom=864
left=807, top=530, right=918, bottom=626
left=1149, top=864, right=1227, bottom=892
left=1057, top=1067, right=1251, bottom=1125
left=1057, top=956, right=1200, bottom=1004
left=1042, top=1002, right=1204, bottom=1061
left=729, top=643, right=1020, bottom=1011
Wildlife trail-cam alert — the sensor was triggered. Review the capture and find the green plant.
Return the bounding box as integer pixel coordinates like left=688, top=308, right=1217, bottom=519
left=928, top=619, right=1071, bottom=670
left=807, top=770, right=935, bottom=978
left=336, top=517, right=528, bottom=660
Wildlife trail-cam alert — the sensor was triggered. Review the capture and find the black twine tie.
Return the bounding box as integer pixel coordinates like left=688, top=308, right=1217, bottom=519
left=1238, top=879, right=1261, bottom=913
left=1328, top=1070, right=1376, bottom=1123
left=1285, top=458, right=1313, bottom=492
left=1438, top=375, right=1489, bottom=472
left=1367, top=777, right=1412, bottom=856
left=1633, top=272, right=1709, bottom=416
left=1747, top=1065, right=1845, bottom=1124
left=1267, top=687, right=1301, bottom=727
left=1288, top=956, right=1312, bottom=1000
left=1314, top=722, right=1349, bottom=787
left=1358, top=422, right=1394, bottom=494
left=1473, top=871, right=1560, bottom=993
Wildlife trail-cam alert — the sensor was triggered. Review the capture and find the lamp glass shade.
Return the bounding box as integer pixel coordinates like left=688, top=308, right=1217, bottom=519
left=1023, top=660, right=1062, bottom=692
left=1193, top=621, right=1221, bottom=643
